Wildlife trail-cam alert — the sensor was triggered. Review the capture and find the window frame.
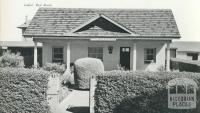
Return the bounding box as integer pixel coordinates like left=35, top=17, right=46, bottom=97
left=88, top=47, right=103, bottom=61
left=144, top=48, right=156, bottom=64
left=187, top=53, right=198, bottom=60
left=52, top=47, right=64, bottom=63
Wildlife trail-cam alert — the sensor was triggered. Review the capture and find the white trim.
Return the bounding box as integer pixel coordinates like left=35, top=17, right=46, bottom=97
left=90, top=38, right=116, bottom=41
left=34, top=42, right=38, bottom=68
left=66, top=42, right=70, bottom=72
left=132, top=43, right=137, bottom=71
left=33, top=37, right=175, bottom=41
left=166, top=43, right=171, bottom=71
left=68, top=14, right=137, bottom=35
left=69, top=14, right=100, bottom=33
left=2, top=46, right=8, bottom=49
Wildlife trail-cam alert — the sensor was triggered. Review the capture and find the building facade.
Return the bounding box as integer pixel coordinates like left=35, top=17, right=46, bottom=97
left=19, top=8, right=181, bottom=71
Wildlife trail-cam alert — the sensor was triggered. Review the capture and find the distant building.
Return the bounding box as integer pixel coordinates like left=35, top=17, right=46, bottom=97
left=170, top=41, right=200, bottom=61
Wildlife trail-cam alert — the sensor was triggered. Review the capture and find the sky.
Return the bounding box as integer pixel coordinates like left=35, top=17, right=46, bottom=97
left=0, top=0, right=200, bottom=41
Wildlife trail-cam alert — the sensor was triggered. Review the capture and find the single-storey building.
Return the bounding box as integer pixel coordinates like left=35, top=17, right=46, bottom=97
left=0, top=41, right=42, bottom=67
left=19, top=8, right=181, bottom=71
left=170, top=41, right=200, bottom=61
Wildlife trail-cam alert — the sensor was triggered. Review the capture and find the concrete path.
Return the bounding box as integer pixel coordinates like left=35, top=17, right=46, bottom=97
left=47, top=76, right=60, bottom=113
left=47, top=76, right=60, bottom=95
left=56, top=90, right=89, bottom=113
left=47, top=76, right=89, bottom=113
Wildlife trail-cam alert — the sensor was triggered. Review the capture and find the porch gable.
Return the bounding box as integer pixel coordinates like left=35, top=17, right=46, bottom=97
left=68, top=14, right=136, bottom=36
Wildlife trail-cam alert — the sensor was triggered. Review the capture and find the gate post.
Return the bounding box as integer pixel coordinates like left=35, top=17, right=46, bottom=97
left=90, top=76, right=97, bottom=113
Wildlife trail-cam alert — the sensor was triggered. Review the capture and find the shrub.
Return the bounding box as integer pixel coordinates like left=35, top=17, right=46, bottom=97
left=157, top=65, right=166, bottom=72
left=94, top=71, right=200, bottom=113
left=0, top=51, right=24, bottom=67
left=116, top=64, right=125, bottom=71
left=74, top=57, right=104, bottom=89
left=0, top=67, right=54, bottom=113
left=61, top=70, right=74, bottom=87
left=43, top=62, right=66, bottom=74
left=179, top=62, right=200, bottom=73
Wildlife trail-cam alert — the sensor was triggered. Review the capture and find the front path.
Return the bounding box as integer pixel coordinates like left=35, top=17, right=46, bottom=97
left=47, top=76, right=89, bottom=113
left=47, top=76, right=60, bottom=113
left=56, top=90, right=89, bottom=113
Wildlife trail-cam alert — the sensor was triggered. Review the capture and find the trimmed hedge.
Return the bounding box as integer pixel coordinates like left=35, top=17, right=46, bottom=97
left=179, top=62, right=200, bottom=73
left=0, top=67, right=54, bottom=113
left=95, top=71, right=200, bottom=113
left=74, top=57, right=104, bottom=89
left=171, top=58, right=200, bottom=73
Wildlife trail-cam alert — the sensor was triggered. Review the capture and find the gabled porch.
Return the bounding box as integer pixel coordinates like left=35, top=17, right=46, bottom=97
left=32, top=13, right=171, bottom=71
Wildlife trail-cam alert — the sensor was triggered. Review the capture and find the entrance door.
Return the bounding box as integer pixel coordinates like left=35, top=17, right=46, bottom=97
left=120, top=47, right=130, bottom=70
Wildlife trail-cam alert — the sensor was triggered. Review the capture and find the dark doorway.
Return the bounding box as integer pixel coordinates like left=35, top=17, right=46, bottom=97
left=120, top=47, right=130, bottom=70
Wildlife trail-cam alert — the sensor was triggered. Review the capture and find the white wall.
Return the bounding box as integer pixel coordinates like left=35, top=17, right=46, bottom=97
left=176, top=51, right=200, bottom=60
left=42, top=39, right=167, bottom=71
left=199, top=54, right=200, bottom=60
left=136, top=41, right=166, bottom=71
left=176, top=52, right=188, bottom=60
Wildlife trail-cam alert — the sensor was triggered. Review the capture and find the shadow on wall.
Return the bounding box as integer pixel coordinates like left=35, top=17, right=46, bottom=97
left=66, top=106, right=89, bottom=113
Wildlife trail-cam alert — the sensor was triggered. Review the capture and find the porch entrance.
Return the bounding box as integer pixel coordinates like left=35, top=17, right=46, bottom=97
left=120, top=47, right=130, bottom=70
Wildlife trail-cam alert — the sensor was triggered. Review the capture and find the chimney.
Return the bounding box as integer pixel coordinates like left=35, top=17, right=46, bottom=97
left=25, top=15, right=28, bottom=24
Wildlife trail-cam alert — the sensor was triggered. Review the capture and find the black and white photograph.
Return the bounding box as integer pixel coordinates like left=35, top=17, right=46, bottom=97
left=0, top=0, right=200, bottom=113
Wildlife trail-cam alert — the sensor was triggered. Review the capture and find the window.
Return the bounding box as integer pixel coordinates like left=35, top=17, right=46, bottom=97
left=170, top=49, right=176, bottom=58
left=187, top=53, right=198, bottom=60
left=88, top=47, right=103, bottom=61
left=144, top=48, right=156, bottom=64
left=121, top=48, right=130, bottom=52
left=52, top=47, right=63, bottom=63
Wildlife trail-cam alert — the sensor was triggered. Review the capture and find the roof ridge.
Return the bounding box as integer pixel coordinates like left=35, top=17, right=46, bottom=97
left=38, top=7, right=172, bottom=11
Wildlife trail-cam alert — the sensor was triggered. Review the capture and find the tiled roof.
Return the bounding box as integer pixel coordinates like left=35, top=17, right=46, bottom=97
left=170, top=41, right=200, bottom=52
left=17, top=20, right=31, bottom=28
left=24, top=8, right=180, bottom=38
